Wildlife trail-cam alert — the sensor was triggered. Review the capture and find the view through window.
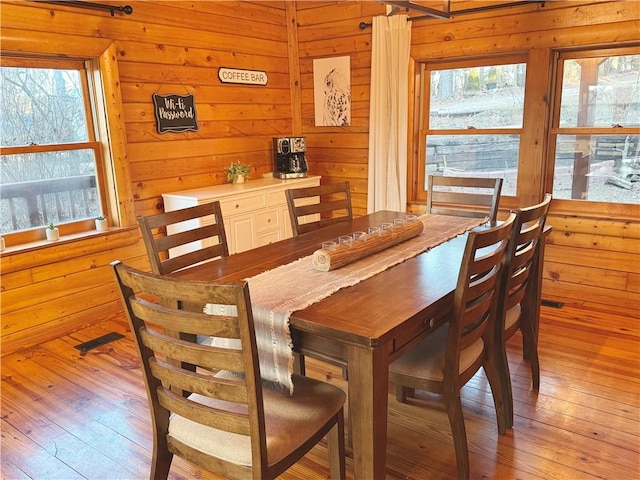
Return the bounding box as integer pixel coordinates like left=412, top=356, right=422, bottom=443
left=421, top=58, right=527, bottom=197
left=550, top=49, right=639, bottom=204
left=0, top=58, right=104, bottom=235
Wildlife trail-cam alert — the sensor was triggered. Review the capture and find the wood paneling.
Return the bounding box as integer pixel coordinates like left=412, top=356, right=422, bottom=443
left=0, top=0, right=293, bottom=354
left=296, top=1, right=382, bottom=219
left=543, top=214, right=640, bottom=310
left=406, top=0, right=639, bottom=319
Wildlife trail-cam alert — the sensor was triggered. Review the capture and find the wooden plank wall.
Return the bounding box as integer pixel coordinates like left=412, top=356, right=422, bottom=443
left=295, top=0, right=640, bottom=312
left=543, top=211, right=640, bottom=313
left=296, top=1, right=384, bottom=217
left=405, top=0, right=640, bottom=312
left=0, top=0, right=294, bottom=355
left=1, top=0, right=638, bottom=355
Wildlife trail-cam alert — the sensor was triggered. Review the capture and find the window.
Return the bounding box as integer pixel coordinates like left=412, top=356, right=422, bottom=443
left=0, top=56, right=106, bottom=240
left=549, top=48, right=639, bottom=204
left=417, top=55, right=527, bottom=200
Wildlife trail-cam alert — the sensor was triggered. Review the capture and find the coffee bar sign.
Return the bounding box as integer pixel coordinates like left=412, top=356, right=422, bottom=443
left=218, top=67, right=268, bottom=86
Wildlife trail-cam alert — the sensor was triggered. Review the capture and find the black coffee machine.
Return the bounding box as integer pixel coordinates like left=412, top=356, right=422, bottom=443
left=273, top=137, right=308, bottom=179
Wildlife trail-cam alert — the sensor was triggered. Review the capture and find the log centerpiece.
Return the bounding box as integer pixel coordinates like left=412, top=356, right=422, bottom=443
left=312, top=218, right=424, bottom=272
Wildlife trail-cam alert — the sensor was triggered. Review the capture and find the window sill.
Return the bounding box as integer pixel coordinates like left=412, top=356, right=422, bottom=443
left=0, top=225, right=140, bottom=258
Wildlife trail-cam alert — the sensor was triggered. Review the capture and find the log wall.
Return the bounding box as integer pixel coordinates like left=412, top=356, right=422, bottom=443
left=0, top=0, right=293, bottom=354
left=295, top=0, right=640, bottom=312
left=1, top=0, right=638, bottom=355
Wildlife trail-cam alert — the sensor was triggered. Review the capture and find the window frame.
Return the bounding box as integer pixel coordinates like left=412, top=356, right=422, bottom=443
left=0, top=40, right=135, bottom=250
left=546, top=45, right=640, bottom=211
left=414, top=53, right=529, bottom=204
left=1, top=56, right=110, bottom=244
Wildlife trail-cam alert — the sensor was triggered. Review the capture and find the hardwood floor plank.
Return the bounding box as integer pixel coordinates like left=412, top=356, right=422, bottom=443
left=0, top=457, right=31, bottom=480
left=1, top=304, right=638, bottom=479
left=0, top=419, right=86, bottom=480
left=1, top=363, right=149, bottom=478
left=509, top=384, right=640, bottom=451
left=1, top=396, right=138, bottom=479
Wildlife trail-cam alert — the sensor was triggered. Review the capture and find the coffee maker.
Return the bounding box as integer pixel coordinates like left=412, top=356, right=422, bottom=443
left=273, top=137, right=308, bottom=179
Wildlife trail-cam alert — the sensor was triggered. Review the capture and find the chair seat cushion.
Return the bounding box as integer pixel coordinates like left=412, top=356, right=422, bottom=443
left=389, top=324, right=484, bottom=382
left=505, top=303, right=522, bottom=332
left=168, top=373, right=345, bottom=467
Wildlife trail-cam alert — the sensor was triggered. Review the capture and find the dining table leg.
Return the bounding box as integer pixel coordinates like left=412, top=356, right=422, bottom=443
left=347, top=343, right=389, bottom=479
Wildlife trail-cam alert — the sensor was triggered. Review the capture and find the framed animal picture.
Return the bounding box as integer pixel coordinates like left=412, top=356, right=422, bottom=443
left=313, top=56, right=351, bottom=127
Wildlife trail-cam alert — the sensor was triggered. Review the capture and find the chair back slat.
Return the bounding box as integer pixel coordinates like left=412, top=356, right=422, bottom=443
left=131, top=299, right=240, bottom=338
left=148, top=357, right=248, bottom=405
left=157, top=387, right=251, bottom=436
left=140, top=326, right=245, bottom=373
left=145, top=202, right=220, bottom=228
left=138, top=201, right=229, bottom=275
left=431, top=191, right=497, bottom=209
left=155, top=222, right=225, bottom=251
left=427, top=175, right=503, bottom=223
left=286, top=181, right=353, bottom=236
left=160, top=244, right=228, bottom=274
left=294, top=198, right=351, bottom=218
left=450, top=213, right=515, bottom=361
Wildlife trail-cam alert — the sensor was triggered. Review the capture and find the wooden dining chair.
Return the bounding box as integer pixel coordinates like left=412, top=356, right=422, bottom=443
left=427, top=175, right=503, bottom=224
left=285, top=181, right=353, bottom=236
left=497, top=193, right=552, bottom=429
left=112, top=261, right=346, bottom=480
left=389, top=212, right=516, bottom=480
left=138, top=201, right=229, bottom=275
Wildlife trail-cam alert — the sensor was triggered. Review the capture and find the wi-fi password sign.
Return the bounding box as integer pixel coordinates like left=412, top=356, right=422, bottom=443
left=152, top=93, right=199, bottom=134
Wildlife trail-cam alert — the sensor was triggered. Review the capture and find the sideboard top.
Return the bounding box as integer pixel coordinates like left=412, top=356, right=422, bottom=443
left=162, top=175, right=321, bottom=201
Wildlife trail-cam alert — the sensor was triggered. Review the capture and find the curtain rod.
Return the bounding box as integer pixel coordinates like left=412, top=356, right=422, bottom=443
left=359, top=1, right=545, bottom=29
left=37, top=1, right=133, bottom=16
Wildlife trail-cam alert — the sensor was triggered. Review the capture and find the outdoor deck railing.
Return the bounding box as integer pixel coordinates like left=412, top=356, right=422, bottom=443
left=0, top=175, right=98, bottom=232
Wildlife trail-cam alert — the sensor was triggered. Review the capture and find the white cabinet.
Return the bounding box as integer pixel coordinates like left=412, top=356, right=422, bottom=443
left=162, top=175, right=320, bottom=255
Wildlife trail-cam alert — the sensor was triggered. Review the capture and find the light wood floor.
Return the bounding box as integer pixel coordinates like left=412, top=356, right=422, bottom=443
left=2, top=303, right=638, bottom=479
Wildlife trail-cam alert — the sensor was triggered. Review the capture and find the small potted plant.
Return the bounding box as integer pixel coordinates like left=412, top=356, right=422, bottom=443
left=45, top=221, right=59, bottom=241
left=95, top=215, right=108, bottom=231
left=224, top=161, right=251, bottom=184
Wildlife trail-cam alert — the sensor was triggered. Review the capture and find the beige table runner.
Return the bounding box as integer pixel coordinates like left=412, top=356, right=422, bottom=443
left=245, top=214, right=486, bottom=394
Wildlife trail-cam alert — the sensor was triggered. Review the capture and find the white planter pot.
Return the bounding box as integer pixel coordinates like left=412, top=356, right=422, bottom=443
left=233, top=174, right=245, bottom=184
left=46, top=227, right=60, bottom=241
left=95, top=218, right=108, bottom=231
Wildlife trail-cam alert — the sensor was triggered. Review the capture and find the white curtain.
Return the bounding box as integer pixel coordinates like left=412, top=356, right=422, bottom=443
left=367, top=15, right=411, bottom=213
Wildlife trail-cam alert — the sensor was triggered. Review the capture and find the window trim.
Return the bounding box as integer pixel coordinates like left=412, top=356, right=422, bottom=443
left=0, top=40, right=135, bottom=250
left=545, top=44, right=640, bottom=216
left=413, top=53, right=528, bottom=203
left=1, top=57, right=106, bottom=242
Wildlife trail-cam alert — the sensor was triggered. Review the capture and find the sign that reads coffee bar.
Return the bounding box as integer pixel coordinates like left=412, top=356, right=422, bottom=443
left=218, top=67, right=268, bottom=86
left=152, top=93, right=199, bottom=134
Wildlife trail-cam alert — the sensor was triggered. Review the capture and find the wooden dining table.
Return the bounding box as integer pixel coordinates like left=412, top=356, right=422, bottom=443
left=172, top=210, right=493, bottom=479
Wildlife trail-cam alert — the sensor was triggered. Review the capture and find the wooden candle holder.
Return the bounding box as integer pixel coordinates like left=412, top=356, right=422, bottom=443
left=312, top=219, right=424, bottom=272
